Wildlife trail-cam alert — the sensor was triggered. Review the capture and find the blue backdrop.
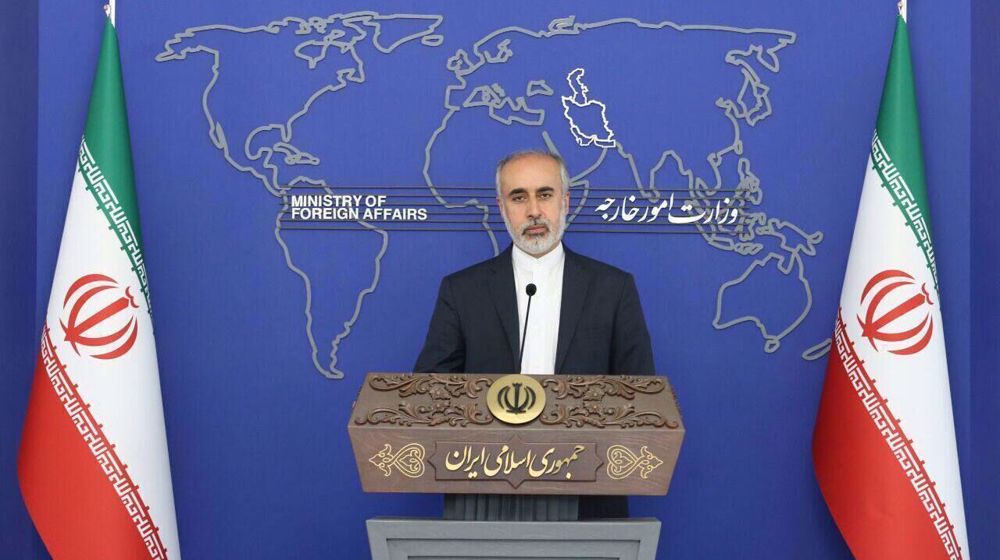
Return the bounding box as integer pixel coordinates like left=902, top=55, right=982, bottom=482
left=2, top=1, right=995, bottom=558
left=0, top=0, right=38, bottom=557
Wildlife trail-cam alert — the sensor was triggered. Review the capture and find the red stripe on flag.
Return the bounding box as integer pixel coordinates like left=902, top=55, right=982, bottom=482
left=813, top=312, right=961, bottom=560
left=18, top=326, right=167, bottom=559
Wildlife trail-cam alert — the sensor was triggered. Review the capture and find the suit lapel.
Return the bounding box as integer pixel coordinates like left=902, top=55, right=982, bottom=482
left=555, top=247, right=590, bottom=373
left=489, top=246, right=520, bottom=371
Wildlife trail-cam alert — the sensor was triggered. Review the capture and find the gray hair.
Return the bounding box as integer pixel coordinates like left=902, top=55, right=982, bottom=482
left=494, top=150, right=571, bottom=198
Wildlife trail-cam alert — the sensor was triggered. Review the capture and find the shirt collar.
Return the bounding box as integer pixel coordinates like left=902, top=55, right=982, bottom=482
left=512, top=241, right=565, bottom=274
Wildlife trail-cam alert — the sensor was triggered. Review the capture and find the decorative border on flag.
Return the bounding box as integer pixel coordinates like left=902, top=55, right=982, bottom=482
left=870, top=130, right=939, bottom=290
left=40, top=325, right=168, bottom=559
left=78, top=139, right=152, bottom=312
left=833, top=312, right=961, bottom=560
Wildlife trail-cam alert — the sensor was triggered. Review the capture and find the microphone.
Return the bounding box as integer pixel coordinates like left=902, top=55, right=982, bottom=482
left=517, top=283, right=537, bottom=374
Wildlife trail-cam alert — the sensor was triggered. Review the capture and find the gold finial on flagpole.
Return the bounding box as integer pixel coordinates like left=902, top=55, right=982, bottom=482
left=898, top=0, right=908, bottom=22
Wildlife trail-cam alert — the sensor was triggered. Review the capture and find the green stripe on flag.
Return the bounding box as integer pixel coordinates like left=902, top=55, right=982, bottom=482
left=77, top=140, right=151, bottom=311
left=872, top=16, right=938, bottom=288
left=870, top=131, right=939, bottom=289
left=84, top=20, right=144, bottom=254
left=80, top=19, right=151, bottom=311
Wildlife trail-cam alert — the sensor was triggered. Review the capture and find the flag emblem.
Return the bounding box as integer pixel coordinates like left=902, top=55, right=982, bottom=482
left=856, top=269, right=934, bottom=355
left=60, top=273, right=140, bottom=360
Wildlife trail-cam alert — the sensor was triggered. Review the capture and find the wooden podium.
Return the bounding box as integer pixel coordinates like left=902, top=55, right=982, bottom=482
left=349, top=372, right=684, bottom=560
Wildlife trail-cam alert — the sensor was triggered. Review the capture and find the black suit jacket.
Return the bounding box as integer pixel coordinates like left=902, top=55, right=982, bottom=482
left=414, top=245, right=655, bottom=519
left=414, top=245, right=655, bottom=376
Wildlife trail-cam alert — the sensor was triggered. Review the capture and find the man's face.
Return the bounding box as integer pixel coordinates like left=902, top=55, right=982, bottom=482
left=497, top=154, right=570, bottom=257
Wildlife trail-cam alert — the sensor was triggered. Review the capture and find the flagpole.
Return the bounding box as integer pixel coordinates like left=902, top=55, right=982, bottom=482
left=898, top=0, right=908, bottom=22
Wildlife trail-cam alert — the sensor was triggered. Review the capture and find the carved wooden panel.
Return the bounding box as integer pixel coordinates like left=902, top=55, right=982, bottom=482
left=349, top=373, right=684, bottom=496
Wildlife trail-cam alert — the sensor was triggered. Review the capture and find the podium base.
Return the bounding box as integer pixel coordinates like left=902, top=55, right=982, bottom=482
left=366, top=517, right=660, bottom=560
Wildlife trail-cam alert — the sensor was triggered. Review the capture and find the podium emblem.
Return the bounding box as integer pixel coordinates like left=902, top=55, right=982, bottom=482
left=487, top=374, right=546, bottom=424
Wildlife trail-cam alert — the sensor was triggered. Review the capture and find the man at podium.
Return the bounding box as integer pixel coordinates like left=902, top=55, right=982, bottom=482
left=414, top=150, right=656, bottom=519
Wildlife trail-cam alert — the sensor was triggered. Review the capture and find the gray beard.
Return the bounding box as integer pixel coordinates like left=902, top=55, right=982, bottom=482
left=502, top=210, right=567, bottom=256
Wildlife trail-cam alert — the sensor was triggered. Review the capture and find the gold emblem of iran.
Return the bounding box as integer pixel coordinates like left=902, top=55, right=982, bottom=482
left=487, top=374, right=546, bottom=425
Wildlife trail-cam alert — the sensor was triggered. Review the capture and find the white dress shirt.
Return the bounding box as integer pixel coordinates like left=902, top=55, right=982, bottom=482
left=512, top=242, right=565, bottom=375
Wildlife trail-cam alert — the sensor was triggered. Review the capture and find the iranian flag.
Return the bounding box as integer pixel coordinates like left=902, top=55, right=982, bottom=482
left=812, top=10, right=969, bottom=560
left=17, top=6, right=181, bottom=559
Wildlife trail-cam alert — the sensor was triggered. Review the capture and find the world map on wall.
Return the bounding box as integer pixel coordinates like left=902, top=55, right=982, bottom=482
left=156, top=12, right=829, bottom=379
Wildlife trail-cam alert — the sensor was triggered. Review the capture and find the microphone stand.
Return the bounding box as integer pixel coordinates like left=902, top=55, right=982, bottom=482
left=517, top=283, right=536, bottom=374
